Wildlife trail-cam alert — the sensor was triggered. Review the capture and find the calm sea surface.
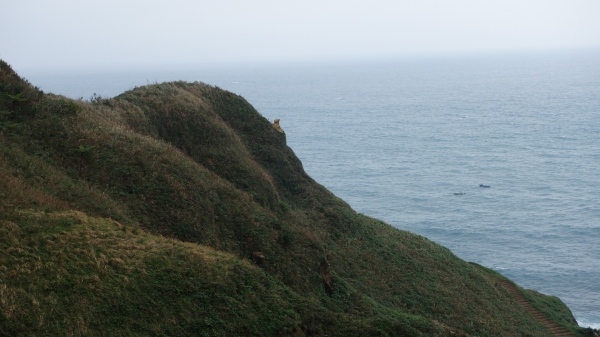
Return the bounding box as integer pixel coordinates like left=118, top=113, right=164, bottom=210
left=19, top=51, right=600, bottom=328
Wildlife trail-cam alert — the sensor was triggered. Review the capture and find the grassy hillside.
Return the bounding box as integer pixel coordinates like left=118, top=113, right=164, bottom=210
left=0, top=59, right=587, bottom=336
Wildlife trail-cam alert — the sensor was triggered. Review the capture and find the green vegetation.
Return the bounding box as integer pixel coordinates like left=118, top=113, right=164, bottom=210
left=0, top=59, right=589, bottom=336
left=0, top=210, right=304, bottom=336
left=520, top=288, right=584, bottom=336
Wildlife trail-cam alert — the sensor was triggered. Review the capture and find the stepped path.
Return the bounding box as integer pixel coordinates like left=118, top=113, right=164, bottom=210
left=498, top=280, right=575, bottom=337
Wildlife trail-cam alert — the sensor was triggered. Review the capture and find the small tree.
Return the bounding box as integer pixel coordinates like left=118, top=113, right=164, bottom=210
left=70, top=145, right=95, bottom=177
left=0, top=92, right=26, bottom=130
left=0, top=110, right=19, bottom=130
left=6, top=92, right=27, bottom=111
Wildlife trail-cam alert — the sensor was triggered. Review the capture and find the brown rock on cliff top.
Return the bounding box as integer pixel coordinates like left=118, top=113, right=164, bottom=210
left=272, top=118, right=284, bottom=133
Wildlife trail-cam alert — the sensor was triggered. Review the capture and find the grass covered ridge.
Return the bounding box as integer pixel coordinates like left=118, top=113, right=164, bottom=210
left=0, top=59, right=588, bottom=336
left=0, top=210, right=303, bottom=336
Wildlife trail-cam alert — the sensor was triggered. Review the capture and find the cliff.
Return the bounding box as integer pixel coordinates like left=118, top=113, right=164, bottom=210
left=0, top=60, right=585, bottom=336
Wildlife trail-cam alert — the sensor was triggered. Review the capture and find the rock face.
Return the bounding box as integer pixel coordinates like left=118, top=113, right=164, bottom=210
left=272, top=118, right=284, bottom=133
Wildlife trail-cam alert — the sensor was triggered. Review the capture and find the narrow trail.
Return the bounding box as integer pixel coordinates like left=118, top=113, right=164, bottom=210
left=498, top=280, right=575, bottom=337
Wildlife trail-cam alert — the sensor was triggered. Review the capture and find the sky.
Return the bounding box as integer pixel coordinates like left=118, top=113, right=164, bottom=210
left=1, top=0, right=599, bottom=71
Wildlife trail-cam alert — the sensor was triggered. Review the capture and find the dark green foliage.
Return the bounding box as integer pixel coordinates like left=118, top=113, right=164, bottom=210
left=0, top=60, right=44, bottom=122
left=580, top=327, right=600, bottom=337
left=278, top=224, right=296, bottom=246
left=5, top=92, right=28, bottom=102
left=43, top=96, right=81, bottom=116
left=0, top=120, right=20, bottom=130
left=70, top=145, right=95, bottom=176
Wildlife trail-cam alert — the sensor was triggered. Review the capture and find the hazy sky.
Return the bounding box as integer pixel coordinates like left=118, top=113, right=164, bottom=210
left=2, top=0, right=599, bottom=70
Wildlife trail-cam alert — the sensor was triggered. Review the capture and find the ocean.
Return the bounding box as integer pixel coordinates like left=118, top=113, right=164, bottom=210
left=18, top=50, right=600, bottom=328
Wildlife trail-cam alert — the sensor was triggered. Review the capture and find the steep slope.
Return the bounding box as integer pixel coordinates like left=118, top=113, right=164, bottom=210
left=0, top=60, right=587, bottom=336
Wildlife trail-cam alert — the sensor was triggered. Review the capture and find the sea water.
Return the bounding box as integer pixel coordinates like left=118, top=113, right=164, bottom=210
left=19, top=50, right=600, bottom=328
